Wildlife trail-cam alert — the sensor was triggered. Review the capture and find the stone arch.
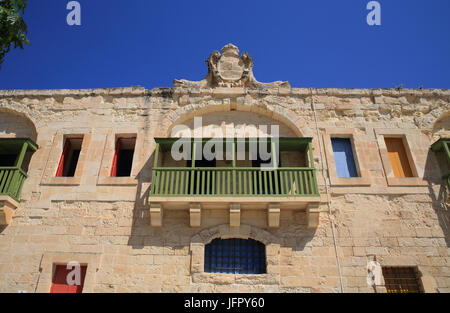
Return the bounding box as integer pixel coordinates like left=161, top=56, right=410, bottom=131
left=190, top=223, right=281, bottom=246
left=0, top=108, right=38, bottom=142
left=189, top=224, right=281, bottom=279
left=432, top=111, right=450, bottom=141
left=158, top=102, right=313, bottom=138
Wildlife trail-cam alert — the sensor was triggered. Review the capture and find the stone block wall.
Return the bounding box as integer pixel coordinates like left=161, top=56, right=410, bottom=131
left=0, top=86, right=449, bottom=293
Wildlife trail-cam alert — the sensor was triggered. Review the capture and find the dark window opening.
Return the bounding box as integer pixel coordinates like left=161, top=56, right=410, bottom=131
left=56, top=138, right=83, bottom=177
left=111, top=137, right=136, bottom=177
left=204, top=238, right=266, bottom=274
left=382, top=266, right=423, bottom=293
left=0, top=154, right=17, bottom=167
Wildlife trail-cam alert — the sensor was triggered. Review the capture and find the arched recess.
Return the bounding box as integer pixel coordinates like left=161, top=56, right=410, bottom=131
left=0, top=108, right=38, bottom=142
left=0, top=108, right=39, bottom=225
left=159, top=102, right=313, bottom=138
left=432, top=111, right=450, bottom=141
left=170, top=111, right=297, bottom=138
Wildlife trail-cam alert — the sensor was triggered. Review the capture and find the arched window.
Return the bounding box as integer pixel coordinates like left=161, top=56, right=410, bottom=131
left=204, top=238, right=266, bottom=274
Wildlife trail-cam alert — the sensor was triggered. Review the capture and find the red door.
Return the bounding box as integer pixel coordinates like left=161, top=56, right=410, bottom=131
left=50, top=264, right=87, bottom=293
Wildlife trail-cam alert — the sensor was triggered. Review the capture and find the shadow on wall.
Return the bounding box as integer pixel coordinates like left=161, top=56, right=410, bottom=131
left=126, top=144, right=317, bottom=252
left=423, top=113, right=450, bottom=247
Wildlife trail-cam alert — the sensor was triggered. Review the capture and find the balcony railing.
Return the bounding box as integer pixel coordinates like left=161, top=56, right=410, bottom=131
left=0, top=167, right=27, bottom=202
left=150, top=137, right=319, bottom=198
left=151, top=167, right=318, bottom=197
left=0, top=138, right=38, bottom=202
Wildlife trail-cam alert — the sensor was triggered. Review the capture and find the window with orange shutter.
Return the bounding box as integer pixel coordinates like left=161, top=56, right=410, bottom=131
left=384, top=137, right=413, bottom=178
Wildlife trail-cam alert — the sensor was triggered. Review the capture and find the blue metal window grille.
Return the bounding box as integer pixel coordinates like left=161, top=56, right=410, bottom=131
left=331, top=138, right=358, bottom=178
left=204, top=238, right=266, bottom=274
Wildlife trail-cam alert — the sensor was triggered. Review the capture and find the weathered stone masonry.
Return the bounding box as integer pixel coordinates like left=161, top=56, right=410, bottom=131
left=0, top=44, right=449, bottom=293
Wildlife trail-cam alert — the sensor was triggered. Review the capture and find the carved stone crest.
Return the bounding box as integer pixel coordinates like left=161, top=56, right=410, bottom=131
left=174, top=44, right=290, bottom=89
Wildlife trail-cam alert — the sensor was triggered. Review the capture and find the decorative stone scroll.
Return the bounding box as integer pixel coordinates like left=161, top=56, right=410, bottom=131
left=174, top=43, right=290, bottom=89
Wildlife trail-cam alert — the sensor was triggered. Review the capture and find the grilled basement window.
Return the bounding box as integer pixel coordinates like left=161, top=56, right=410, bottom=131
left=110, top=137, right=136, bottom=177
left=204, top=238, right=266, bottom=274
left=56, top=137, right=83, bottom=177
left=382, top=266, right=423, bottom=293
left=50, top=264, right=87, bottom=293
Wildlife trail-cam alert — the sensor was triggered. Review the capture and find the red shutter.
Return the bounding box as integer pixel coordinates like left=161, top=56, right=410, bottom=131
left=110, top=138, right=121, bottom=177
left=56, top=139, right=71, bottom=177
left=50, top=265, right=87, bottom=293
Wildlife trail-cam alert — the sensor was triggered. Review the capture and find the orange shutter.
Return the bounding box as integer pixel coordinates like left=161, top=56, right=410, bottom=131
left=385, top=138, right=413, bottom=178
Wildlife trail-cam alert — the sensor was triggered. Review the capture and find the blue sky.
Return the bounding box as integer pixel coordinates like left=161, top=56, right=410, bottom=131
left=0, top=0, right=449, bottom=90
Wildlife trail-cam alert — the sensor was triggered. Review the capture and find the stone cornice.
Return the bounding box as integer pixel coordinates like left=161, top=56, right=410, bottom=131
left=0, top=86, right=448, bottom=99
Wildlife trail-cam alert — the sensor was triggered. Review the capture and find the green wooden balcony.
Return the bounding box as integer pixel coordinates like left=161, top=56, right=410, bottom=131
left=150, top=138, right=319, bottom=198
left=0, top=138, right=38, bottom=202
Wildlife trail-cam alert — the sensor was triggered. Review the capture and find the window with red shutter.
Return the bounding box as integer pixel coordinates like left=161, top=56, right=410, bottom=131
left=50, top=264, right=87, bottom=293
left=56, top=137, right=83, bottom=177
left=110, top=137, right=135, bottom=177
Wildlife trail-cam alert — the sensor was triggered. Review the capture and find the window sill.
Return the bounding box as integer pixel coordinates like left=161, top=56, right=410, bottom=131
left=41, top=176, right=81, bottom=186
left=191, top=272, right=279, bottom=285
left=386, top=177, right=428, bottom=187
left=330, top=176, right=371, bottom=186
left=97, top=176, right=138, bottom=186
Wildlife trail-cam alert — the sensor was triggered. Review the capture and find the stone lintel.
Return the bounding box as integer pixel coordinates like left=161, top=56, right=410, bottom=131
left=268, top=203, right=280, bottom=228
left=307, top=203, right=321, bottom=229
left=230, top=203, right=241, bottom=227
left=190, top=203, right=201, bottom=228
left=150, top=203, right=163, bottom=227
left=0, top=196, right=19, bottom=226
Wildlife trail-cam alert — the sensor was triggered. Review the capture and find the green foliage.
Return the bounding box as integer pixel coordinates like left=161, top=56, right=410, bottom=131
left=0, top=0, right=29, bottom=68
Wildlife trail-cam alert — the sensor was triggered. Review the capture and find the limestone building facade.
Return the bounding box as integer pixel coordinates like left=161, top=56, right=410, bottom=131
left=0, top=44, right=449, bottom=293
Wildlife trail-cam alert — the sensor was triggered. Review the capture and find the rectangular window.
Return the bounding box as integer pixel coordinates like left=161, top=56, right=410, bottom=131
left=384, top=138, right=413, bottom=178
left=110, top=137, right=136, bottom=177
left=50, top=264, right=87, bottom=293
left=382, top=267, right=423, bottom=293
left=331, top=138, right=358, bottom=178
left=56, top=137, right=83, bottom=177
left=205, top=238, right=266, bottom=274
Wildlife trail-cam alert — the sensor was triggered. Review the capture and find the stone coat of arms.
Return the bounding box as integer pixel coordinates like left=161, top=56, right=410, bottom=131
left=174, top=44, right=290, bottom=89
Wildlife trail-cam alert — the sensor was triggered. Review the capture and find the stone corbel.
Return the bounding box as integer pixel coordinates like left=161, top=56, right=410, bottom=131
left=0, top=196, right=19, bottom=226
left=268, top=203, right=280, bottom=228
left=150, top=203, right=163, bottom=227
left=190, top=203, right=201, bottom=227
left=230, top=203, right=240, bottom=227
left=307, top=203, right=321, bottom=229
